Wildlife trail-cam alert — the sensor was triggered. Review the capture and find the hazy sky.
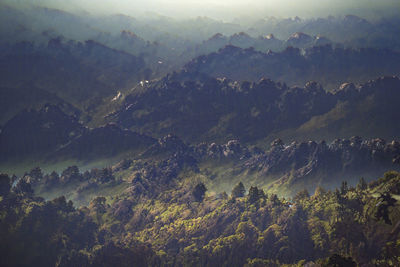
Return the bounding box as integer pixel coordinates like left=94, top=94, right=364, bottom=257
left=7, top=0, right=400, bottom=20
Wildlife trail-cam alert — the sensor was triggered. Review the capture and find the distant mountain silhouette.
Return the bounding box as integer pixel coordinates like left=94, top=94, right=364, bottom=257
left=184, top=45, right=400, bottom=89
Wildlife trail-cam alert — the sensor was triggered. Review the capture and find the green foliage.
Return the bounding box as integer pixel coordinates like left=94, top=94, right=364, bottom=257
left=61, top=165, right=82, bottom=184
left=27, top=167, right=43, bottom=183
left=90, top=242, right=157, bottom=267
left=231, top=181, right=246, bottom=198
left=0, top=174, right=11, bottom=196
left=0, top=190, right=156, bottom=266
left=293, top=189, right=310, bottom=203
left=325, top=254, right=357, bottom=267
left=247, top=186, right=267, bottom=204
left=13, top=178, right=33, bottom=195
left=248, top=186, right=260, bottom=204
left=0, top=194, right=95, bottom=266
left=193, top=182, right=207, bottom=202
left=340, top=181, right=350, bottom=195
left=356, top=177, right=367, bottom=191
left=2, top=165, right=400, bottom=266
left=375, top=192, right=397, bottom=225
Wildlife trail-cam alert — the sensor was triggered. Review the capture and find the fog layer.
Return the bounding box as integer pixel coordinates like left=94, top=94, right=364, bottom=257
left=4, top=0, right=400, bottom=20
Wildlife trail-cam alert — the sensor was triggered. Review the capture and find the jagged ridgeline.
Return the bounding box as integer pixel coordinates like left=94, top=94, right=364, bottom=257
left=1, top=75, right=400, bottom=172
left=13, top=133, right=400, bottom=206
left=0, top=75, right=398, bottom=165
left=112, top=74, right=400, bottom=143
left=185, top=45, right=400, bottom=89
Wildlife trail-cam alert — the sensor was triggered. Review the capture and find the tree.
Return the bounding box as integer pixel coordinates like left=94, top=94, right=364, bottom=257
left=51, top=196, right=74, bottom=212
left=313, top=186, right=326, bottom=198
left=356, top=177, right=367, bottom=191
left=98, top=168, right=114, bottom=184
left=45, top=171, right=60, bottom=187
left=192, top=183, right=207, bottom=202
left=231, top=182, right=246, bottom=198
left=248, top=186, right=260, bottom=204
left=376, top=192, right=397, bottom=224
left=340, top=181, right=348, bottom=195
left=14, top=179, right=34, bottom=195
left=0, top=174, right=11, bottom=196
left=11, top=175, right=18, bottom=185
left=258, top=189, right=266, bottom=199
left=326, top=254, right=356, bottom=267
left=91, top=242, right=155, bottom=267
left=90, top=196, right=107, bottom=214
left=29, top=167, right=43, bottom=183
left=293, top=189, right=310, bottom=203
left=61, top=166, right=81, bottom=184
left=269, top=194, right=280, bottom=206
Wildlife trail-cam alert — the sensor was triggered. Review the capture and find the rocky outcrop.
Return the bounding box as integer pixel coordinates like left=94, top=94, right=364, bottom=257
left=242, top=137, right=400, bottom=190
left=286, top=32, right=313, bottom=48
left=142, top=134, right=188, bottom=157
left=193, top=140, right=249, bottom=160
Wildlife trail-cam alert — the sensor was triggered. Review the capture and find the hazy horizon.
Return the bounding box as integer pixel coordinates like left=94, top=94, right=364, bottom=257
left=3, top=0, right=400, bottom=21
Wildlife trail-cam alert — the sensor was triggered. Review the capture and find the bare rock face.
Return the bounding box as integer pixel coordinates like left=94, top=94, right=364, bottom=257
left=193, top=139, right=249, bottom=160
left=286, top=32, right=313, bottom=48
left=229, top=32, right=254, bottom=48
left=142, top=134, right=188, bottom=157
left=136, top=133, right=400, bottom=194
left=157, top=134, right=187, bottom=151
left=242, top=136, right=400, bottom=190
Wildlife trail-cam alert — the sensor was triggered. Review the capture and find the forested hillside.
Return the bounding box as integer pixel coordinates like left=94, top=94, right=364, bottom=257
left=1, top=169, right=400, bottom=266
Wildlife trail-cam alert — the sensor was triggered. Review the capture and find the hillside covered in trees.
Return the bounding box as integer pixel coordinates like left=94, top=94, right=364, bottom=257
left=1, top=168, right=400, bottom=266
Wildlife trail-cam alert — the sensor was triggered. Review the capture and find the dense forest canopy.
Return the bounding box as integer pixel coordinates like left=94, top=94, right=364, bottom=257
left=1, top=168, right=400, bottom=266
